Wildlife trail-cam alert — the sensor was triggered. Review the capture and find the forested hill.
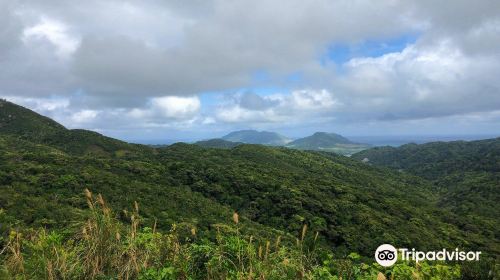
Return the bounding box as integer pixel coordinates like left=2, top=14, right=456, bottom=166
left=352, top=139, right=500, bottom=255
left=351, top=138, right=500, bottom=180
left=221, top=130, right=291, bottom=145
left=195, top=138, right=243, bottom=149
left=284, top=132, right=370, bottom=155
left=0, top=99, right=151, bottom=156
left=0, top=100, right=498, bottom=266
left=287, top=132, right=354, bottom=148
left=0, top=99, right=65, bottom=138
left=2, top=130, right=477, bottom=256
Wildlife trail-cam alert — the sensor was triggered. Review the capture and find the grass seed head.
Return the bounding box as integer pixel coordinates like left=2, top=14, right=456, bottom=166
left=301, top=224, right=308, bottom=242
left=233, top=212, right=239, bottom=224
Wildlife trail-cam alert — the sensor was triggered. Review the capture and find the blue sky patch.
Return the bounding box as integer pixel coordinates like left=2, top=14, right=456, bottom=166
left=322, top=33, right=419, bottom=65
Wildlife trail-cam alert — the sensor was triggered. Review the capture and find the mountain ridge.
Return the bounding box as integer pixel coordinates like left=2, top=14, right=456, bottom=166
left=195, top=138, right=243, bottom=149
left=0, top=99, right=150, bottom=157
left=288, top=132, right=354, bottom=147
left=285, top=132, right=370, bottom=154
left=221, top=129, right=291, bottom=146
left=1, top=100, right=498, bottom=261
left=352, top=139, right=500, bottom=254
left=214, top=130, right=371, bottom=155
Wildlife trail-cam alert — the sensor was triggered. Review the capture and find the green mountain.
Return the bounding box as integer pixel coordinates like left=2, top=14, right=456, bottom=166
left=195, top=138, right=243, bottom=149
left=1, top=101, right=498, bottom=278
left=221, top=130, right=291, bottom=146
left=0, top=99, right=65, bottom=139
left=351, top=139, right=500, bottom=180
left=352, top=139, right=500, bottom=253
left=286, top=132, right=371, bottom=155
left=0, top=99, right=149, bottom=157
left=289, top=132, right=353, bottom=146
left=218, top=130, right=371, bottom=155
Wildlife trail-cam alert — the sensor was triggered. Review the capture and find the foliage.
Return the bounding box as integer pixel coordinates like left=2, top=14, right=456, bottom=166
left=352, top=139, right=500, bottom=255
left=0, top=193, right=476, bottom=280
left=285, top=132, right=371, bottom=155
left=194, top=139, right=243, bottom=149
left=1, top=100, right=499, bottom=278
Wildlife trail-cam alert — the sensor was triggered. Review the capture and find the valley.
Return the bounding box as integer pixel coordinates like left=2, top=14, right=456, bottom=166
left=0, top=100, right=498, bottom=279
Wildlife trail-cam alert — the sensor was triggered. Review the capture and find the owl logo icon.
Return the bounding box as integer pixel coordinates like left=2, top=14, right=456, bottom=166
left=375, top=244, right=398, bottom=267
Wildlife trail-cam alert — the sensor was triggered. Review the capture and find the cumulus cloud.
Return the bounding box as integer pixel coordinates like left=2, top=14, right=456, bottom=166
left=2, top=96, right=69, bottom=114
left=129, top=96, right=201, bottom=120
left=290, top=90, right=338, bottom=111
left=333, top=39, right=500, bottom=121
left=216, top=89, right=339, bottom=124
left=0, top=0, right=499, bottom=139
left=1, top=0, right=417, bottom=99
left=22, top=17, right=79, bottom=57
left=239, top=92, right=278, bottom=110
left=70, top=109, right=99, bottom=124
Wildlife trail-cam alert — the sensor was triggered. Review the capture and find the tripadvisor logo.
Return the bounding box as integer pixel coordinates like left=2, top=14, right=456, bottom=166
left=375, top=244, right=481, bottom=267
left=375, top=244, right=398, bottom=267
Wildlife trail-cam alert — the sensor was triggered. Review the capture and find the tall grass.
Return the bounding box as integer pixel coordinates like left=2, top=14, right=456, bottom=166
left=0, top=190, right=470, bottom=279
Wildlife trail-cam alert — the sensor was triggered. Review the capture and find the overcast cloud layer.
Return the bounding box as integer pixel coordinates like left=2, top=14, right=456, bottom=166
left=1, top=0, right=499, bottom=142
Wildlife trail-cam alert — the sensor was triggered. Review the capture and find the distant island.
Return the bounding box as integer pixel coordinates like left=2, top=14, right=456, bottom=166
left=221, top=130, right=292, bottom=146
left=196, top=130, right=371, bottom=155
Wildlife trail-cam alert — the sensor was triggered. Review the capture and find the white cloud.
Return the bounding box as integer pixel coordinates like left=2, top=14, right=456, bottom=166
left=70, top=109, right=98, bottom=123
left=332, top=39, right=500, bottom=120
left=151, top=96, right=201, bottom=118
left=129, top=96, right=201, bottom=120
left=289, top=89, right=338, bottom=110
left=2, top=96, right=69, bottom=113
left=23, top=17, right=80, bottom=57
left=0, top=0, right=499, bottom=139
left=215, top=89, right=339, bottom=124
left=216, top=106, right=279, bottom=123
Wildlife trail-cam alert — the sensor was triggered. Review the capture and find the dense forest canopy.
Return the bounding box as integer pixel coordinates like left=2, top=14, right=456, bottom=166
left=1, top=100, right=499, bottom=279
left=352, top=140, right=500, bottom=254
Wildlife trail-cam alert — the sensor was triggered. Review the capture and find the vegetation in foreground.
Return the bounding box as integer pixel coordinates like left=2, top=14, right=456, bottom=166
left=3, top=191, right=487, bottom=280
left=1, top=100, right=499, bottom=279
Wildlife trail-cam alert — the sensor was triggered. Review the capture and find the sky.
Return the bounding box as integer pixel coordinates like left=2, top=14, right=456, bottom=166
left=1, top=0, right=500, bottom=143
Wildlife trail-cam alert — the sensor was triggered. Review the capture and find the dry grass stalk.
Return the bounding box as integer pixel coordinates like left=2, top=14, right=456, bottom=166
left=5, top=231, right=25, bottom=275
left=275, top=236, right=281, bottom=250
left=377, top=272, right=387, bottom=280
left=301, top=224, right=308, bottom=242
left=264, top=241, right=270, bottom=261
left=233, top=212, right=239, bottom=224
left=84, top=188, right=94, bottom=209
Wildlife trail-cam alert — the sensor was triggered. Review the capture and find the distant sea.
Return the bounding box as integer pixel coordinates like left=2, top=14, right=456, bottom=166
left=129, top=135, right=499, bottom=147
left=347, top=134, right=499, bottom=147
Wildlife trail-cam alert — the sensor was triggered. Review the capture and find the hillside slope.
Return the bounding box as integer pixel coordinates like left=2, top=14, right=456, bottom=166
left=0, top=99, right=65, bottom=139
left=288, top=132, right=353, bottom=147
left=352, top=139, right=500, bottom=180
left=195, top=138, right=243, bottom=149
left=352, top=139, right=500, bottom=252
left=221, top=130, right=291, bottom=145
left=0, top=99, right=150, bottom=157
left=0, top=101, right=498, bottom=258
left=286, top=132, right=371, bottom=155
